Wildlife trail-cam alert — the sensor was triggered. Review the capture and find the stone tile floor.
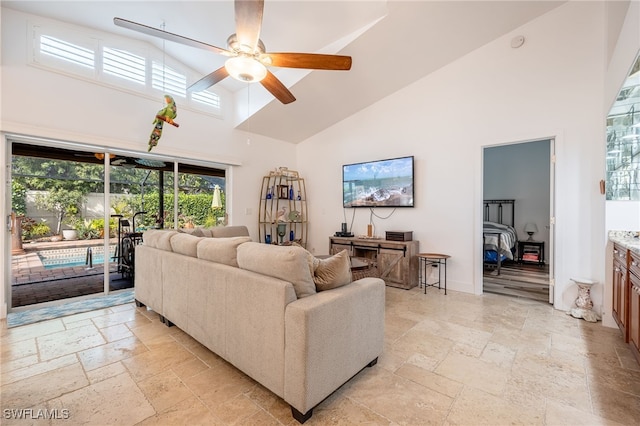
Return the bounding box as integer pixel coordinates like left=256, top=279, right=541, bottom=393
left=1, top=286, right=639, bottom=425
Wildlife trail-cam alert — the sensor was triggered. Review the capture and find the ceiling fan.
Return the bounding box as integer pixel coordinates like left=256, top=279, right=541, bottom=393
left=114, top=0, right=352, bottom=104
left=74, top=153, right=133, bottom=167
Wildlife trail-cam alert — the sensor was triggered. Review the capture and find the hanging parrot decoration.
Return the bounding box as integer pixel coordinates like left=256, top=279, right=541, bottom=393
left=148, top=94, right=179, bottom=152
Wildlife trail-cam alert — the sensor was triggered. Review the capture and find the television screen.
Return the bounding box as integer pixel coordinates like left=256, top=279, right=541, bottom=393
left=343, top=156, right=414, bottom=208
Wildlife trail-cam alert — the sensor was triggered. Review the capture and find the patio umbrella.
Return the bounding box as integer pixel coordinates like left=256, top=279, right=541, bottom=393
left=211, top=185, right=222, bottom=209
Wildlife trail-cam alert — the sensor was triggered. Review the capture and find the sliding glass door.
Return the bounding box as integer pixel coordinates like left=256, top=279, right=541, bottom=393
left=8, top=140, right=225, bottom=311
left=11, top=143, right=108, bottom=308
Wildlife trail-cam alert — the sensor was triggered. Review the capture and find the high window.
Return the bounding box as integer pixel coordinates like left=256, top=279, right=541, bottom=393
left=31, top=23, right=221, bottom=112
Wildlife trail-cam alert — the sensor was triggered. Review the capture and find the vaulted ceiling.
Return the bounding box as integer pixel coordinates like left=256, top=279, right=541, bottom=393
left=3, top=1, right=565, bottom=143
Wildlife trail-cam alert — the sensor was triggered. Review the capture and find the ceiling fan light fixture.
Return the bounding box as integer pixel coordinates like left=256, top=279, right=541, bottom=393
left=225, top=55, right=267, bottom=82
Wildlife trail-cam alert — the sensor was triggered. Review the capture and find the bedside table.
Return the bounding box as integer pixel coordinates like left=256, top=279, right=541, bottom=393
left=517, top=241, right=545, bottom=266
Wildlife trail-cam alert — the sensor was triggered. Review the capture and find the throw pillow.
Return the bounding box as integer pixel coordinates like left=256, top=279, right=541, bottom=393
left=237, top=242, right=316, bottom=298
left=197, top=236, right=251, bottom=267
left=211, top=226, right=250, bottom=238
left=170, top=233, right=203, bottom=257
left=190, top=227, right=205, bottom=237
left=143, top=229, right=177, bottom=251
left=313, top=250, right=352, bottom=291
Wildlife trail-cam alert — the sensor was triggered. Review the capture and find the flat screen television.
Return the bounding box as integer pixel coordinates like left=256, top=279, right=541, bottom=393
left=343, top=155, right=414, bottom=208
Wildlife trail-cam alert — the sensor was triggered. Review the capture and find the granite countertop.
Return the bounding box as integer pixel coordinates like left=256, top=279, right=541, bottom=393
left=609, top=231, right=640, bottom=255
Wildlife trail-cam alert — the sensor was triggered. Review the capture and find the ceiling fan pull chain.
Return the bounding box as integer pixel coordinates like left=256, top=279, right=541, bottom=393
left=161, top=21, right=166, bottom=94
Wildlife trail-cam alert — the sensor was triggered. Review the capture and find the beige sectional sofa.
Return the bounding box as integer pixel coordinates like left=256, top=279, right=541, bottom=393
left=134, top=227, right=385, bottom=423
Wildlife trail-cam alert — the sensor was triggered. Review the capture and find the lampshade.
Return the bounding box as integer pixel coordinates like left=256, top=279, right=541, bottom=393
left=524, top=222, right=538, bottom=233
left=225, top=55, right=267, bottom=82
left=211, top=185, right=223, bottom=209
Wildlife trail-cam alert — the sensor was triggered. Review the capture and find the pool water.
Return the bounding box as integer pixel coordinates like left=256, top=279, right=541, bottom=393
left=38, top=245, right=117, bottom=269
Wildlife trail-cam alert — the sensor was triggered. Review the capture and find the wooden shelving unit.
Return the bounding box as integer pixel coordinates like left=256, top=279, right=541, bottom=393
left=258, top=169, right=307, bottom=247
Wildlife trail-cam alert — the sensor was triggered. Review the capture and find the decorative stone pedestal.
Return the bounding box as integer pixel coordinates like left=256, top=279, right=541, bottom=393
left=567, top=277, right=599, bottom=322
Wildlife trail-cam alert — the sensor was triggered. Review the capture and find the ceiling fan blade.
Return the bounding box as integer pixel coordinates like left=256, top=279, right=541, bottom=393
left=234, top=0, right=264, bottom=51
left=264, top=53, right=352, bottom=70
left=188, top=67, right=229, bottom=92
left=260, top=71, right=296, bottom=104
left=114, top=17, right=231, bottom=56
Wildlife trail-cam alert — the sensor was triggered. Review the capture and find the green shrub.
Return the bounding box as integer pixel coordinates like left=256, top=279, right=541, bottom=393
left=21, top=218, right=51, bottom=240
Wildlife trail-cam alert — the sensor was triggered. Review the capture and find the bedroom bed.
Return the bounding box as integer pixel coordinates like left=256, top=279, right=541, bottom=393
left=483, top=199, right=518, bottom=275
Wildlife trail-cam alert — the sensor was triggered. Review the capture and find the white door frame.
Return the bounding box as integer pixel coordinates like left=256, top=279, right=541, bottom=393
left=481, top=137, right=555, bottom=305
left=549, top=138, right=556, bottom=304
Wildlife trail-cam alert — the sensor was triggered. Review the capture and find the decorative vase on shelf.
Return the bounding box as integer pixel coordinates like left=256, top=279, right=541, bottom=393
left=277, top=223, right=287, bottom=244
left=289, top=185, right=294, bottom=200
left=290, top=230, right=295, bottom=241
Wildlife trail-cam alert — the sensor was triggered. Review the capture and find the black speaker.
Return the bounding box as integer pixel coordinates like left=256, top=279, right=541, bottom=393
left=341, top=223, right=347, bottom=233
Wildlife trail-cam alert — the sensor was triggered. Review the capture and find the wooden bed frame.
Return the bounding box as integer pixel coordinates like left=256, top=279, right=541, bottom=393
left=483, top=199, right=515, bottom=275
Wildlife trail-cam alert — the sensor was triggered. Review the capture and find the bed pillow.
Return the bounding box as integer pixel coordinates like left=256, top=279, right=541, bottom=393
left=313, top=250, right=352, bottom=291
left=237, top=242, right=316, bottom=299
left=197, top=236, right=251, bottom=267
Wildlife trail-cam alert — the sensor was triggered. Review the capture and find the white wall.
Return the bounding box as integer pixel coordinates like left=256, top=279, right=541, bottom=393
left=297, top=1, right=612, bottom=315
left=0, top=8, right=295, bottom=317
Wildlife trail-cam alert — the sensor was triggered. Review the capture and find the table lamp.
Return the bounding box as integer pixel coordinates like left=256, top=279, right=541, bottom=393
left=524, top=222, right=538, bottom=241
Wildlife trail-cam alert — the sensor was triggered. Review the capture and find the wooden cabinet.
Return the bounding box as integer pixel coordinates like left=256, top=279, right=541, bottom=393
left=611, top=242, right=640, bottom=365
left=329, top=236, right=419, bottom=289
left=612, top=243, right=629, bottom=337
left=258, top=169, right=307, bottom=247
left=629, top=251, right=640, bottom=364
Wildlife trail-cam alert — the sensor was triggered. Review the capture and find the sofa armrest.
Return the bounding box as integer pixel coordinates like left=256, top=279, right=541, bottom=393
left=284, top=277, right=385, bottom=415
left=134, top=245, right=164, bottom=313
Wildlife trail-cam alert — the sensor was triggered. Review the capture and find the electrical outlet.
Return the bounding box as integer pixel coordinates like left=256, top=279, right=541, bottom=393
left=245, top=208, right=252, bottom=215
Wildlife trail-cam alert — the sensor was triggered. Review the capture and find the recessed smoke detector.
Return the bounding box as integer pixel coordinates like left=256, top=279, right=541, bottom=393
left=511, top=35, right=525, bottom=48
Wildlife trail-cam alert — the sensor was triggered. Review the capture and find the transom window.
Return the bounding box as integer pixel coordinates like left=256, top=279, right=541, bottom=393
left=103, top=47, right=145, bottom=85
left=31, top=24, right=221, bottom=112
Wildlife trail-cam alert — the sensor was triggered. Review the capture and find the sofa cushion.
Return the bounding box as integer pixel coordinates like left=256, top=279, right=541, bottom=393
left=211, top=226, right=250, bottom=238
left=237, top=242, right=316, bottom=298
left=313, top=250, right=352, bottom=291
left=143, top=229, right=177, bottom=251
left=179, top=227, right=212, bottom=237
left=170, top=233, right=203, bottom=257
left=197, top=236, right=252, bottom=267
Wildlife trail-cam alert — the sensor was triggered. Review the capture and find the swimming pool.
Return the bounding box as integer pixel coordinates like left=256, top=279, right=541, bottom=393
left=38, top=245, right=117, bottom=269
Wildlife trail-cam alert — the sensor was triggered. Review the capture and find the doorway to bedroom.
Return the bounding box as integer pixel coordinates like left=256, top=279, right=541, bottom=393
left=482, top=139, right=554, bottom=303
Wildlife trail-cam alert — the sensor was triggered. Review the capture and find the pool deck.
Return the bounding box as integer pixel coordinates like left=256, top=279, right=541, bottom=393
left=13, top=238, right=118, bottom=284
left=11, top=238, right=131, bottom=308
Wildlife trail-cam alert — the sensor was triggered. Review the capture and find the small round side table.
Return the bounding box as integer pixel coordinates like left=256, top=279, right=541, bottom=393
left=417, top=253, right=450, bottom=295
